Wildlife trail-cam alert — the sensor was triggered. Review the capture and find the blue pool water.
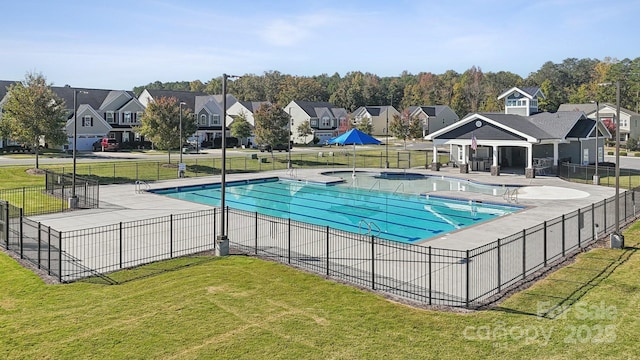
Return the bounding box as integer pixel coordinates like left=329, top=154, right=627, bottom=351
left=152, top=178, right=523, bottom=243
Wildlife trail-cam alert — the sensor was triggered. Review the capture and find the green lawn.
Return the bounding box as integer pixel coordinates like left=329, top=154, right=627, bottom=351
left=1, top=223, right=639, bottom=359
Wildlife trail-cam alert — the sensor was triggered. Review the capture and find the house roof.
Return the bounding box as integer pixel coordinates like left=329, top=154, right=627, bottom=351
left=497, top=86, right=544, bottom=100
left=0, top=80, right=17, bottom=101
left=427, top=111, right=593, bottom=143
left=294, top=100, right=341, bottom=118
left=559, top=102, right=640, bottom=117
left=408, top=105, right=450, bottom=117
left=53, top=86, right=114, bottom=110
left=145, top=89, right=208, bottom=111
left=238, top=101, right=269, bottom=113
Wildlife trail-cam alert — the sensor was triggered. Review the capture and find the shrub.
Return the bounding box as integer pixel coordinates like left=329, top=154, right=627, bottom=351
left=620, top=151, right=627, bottom=156
left=635, top=152, right=640, bottom=157
left=626, top=137, right=639, bottom=151
left=607, top=151, right=614, bottom=155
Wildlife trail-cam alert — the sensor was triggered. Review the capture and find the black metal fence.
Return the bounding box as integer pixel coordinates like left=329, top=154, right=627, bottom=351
left=559, top=162, right=640, bottom=189
left=0, top=170, right=99, bottom=217
left=3, top=163, right=640, bottom=307
left=43, top=150, right=445, bottom=185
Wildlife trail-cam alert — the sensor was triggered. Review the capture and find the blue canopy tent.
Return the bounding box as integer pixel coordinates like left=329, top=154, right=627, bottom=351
left=328, top=128, right=381, bottom=177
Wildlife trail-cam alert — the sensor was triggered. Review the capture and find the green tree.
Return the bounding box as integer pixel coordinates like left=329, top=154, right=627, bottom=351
left=355, top=117, right=373, bottom=135
left=229, top=111, right=253, bottom=146
left=296, top=120, right=313, bottom=144
left=137, top=96, right=195, bottom=163
left=389, top=110, right=422, bottom=149
left=0, top=72, right=67, bottom=169
left=253, top=103, right=289, bottom=154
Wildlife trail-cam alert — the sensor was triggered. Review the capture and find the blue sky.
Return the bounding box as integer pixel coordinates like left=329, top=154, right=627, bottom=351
left=2, top=0, right=638, bottom=90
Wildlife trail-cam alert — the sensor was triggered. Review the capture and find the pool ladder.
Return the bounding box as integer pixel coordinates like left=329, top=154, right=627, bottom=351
left=358, top=220, right=381, bottom=237
left=135, top=180, right=150, bottom=194
left=503, top=188, right=518, bottom=203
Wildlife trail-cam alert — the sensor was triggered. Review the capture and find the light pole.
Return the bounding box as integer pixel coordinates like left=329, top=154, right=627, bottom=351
left=386, top=97, right=392, bottom=168
left=70, top=89, right=87, bottom=208
left=217, top=73, right=241, bottom=256
left=591, top=100, right=600, bottom=185
left=613, top=80, right=623, bottom=248
left=287, top=107, right=292, bottom=169
left=178, top=101, right=186, bottom=177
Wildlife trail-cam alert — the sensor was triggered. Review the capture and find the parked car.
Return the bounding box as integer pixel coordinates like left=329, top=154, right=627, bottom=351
left=93, top=138, right=119, bottom=151
left=258, top=143, right=289, bottom=152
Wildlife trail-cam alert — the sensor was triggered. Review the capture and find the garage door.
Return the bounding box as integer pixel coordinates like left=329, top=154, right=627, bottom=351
left=67, top=135, right=103, bottom=151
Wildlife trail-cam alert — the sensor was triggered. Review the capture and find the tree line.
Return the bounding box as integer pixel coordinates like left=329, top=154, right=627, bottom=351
left=133, top=57, right=640, bottom=116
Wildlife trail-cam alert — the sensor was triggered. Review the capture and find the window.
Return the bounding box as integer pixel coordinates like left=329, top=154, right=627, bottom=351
left=105, top=111, right=115, bottom=123
left=82, top=116, right=93, bottom=127
left=213, top=114, right=220, bottom=125
left=531, top=99, right=538, bottom=108
left=123, top=112, right=132, bottom=124
left=135, top=111, right=143, bottom=123
left=311, top=120, right=318, bottom=127
left=321, top=117, right=330, bottom=127
left=200, top=114, right=208, bottom=126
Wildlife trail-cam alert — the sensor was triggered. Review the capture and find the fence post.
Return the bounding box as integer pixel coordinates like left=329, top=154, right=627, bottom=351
left=119, top=221, right=123, bottom=268
left=497, top=238, right=501, bottom=292
left=254, top=212, right=258, bottom=255
left=61, top=182, right=65, bottom=212
left=465, top=250, right=470, bottom=308
left=591, top=203, right=595, bottom=243
left=37, top=222, right=41, bottom=269
left=169, top=215, right=173, bottom=258
left=19, top=208, right=23, bottom=259
left=3, top=202, right=8, bottom=249
left=113, top=163, right=116, bottom=183
left=561, top=214, right=566, bottom=257
left=136, top=162, right=139, bottom=181
left=326, top=226, right=330, bottom=276
left=58, top=231, right=62, bottom=283
left=603, top=198, right=607, bottom=231
left=157, top=162, right=160, bottom=180
left=578, top=209, right=582, bottom=248
left=428, top=246, right=432, bottom=305
left=47, top=226, right=51, bottom=275
left=371, top=235, right=375, bottom=290
left=287, top=217, right=291, bottom=263
left=625, top=191, right=628, bottom=222
left=522, top=229, right=526, bottom=279
left=22, top=187, right=25, bottom=210
left=543, top=221, right=548, bottom=266
left=213, top=208, right=217, bottom=244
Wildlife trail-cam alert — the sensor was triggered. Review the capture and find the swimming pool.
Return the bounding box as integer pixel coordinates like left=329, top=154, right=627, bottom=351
left=152, top=178, right=523, bottom=243
left=328, top=171, right=518, bottom=196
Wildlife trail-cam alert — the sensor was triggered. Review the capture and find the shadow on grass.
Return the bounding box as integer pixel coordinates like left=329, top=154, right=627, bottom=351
left=493, top=245, right=638, bottom=319
left=79, top=256, right=220, bottom=285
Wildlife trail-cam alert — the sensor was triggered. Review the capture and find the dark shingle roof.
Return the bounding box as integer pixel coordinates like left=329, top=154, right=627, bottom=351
left=294, top=101, right=339, bottom=117
left=566, top=118, right=596, bottom=138
left=479, top=113, right=553, bottom=139
left=0, top=80, right=17, bottom=100
left=146, top=89, right=207, bottom=111
left=521, top=86, right=541, bottom=97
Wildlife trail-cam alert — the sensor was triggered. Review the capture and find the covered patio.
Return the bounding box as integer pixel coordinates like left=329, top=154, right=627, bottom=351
left=426, top=112, right=609, bottom=178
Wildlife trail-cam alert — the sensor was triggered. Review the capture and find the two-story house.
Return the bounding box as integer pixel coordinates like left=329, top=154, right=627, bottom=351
left=56, top=87, right=145, bottom=150
left=406, top=105, right=459, bottom=137
left=284, top=101, right=348, bottom=144
left=558, top=102, right=640, bottom=143
left=226, top=100, right=270, bottom=147
left=351, top=106, right=399, bottom=136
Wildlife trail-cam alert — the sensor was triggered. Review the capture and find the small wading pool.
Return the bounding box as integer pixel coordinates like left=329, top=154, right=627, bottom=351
left=151, top=177, right=523, bottom=243
left=327, top=171, right=519, bottom=196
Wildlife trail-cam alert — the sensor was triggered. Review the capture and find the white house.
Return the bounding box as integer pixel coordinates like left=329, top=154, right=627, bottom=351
left=284, top=100, right=348, bottom=144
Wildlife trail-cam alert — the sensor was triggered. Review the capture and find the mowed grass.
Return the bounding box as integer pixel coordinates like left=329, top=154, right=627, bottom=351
left=1, top=224, right=639, bottom=359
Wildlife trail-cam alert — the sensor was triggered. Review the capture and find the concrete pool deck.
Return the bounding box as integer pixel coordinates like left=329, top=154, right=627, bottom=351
left=30, top=166, right=618, bottom=252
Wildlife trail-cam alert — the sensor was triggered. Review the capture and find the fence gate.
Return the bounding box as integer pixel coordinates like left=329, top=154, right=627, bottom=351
left=397, top=151, right=411, bottom=169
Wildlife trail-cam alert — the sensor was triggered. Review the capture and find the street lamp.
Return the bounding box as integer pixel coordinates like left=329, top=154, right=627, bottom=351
left=70, top=89, right=87, bottom=209
left=178, top=101, right=186, bottom=178
left=287, top=107, right=292, bottom=169
left=590, top=100, right=600, bottom=185
left=613, top=80, right=623, bottom=248
left=599, top=80, right=624, bottom=248
left=386, top=96, right=392, bottom=168
left=217, top=73, right=241, bottom=256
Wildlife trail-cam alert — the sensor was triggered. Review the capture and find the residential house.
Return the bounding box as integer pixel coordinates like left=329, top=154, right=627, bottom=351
left=193, top=94, right=237, bottom=144
left=58, top=87, right=146, bottom=150
left=406, top=105, right=459, bottom=137
left=558, top=103, right=640, bottom=143
left=0, top=80, right=17, bottom=148
left=351, top=106, right=400, bottom=136
left=226, top=100, right=270, bottom=147
left=497, top=86, right=545, bottom=116
left=427, top=86, right=609, bottom=178
left=284, top=101, right=348, bottom=144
